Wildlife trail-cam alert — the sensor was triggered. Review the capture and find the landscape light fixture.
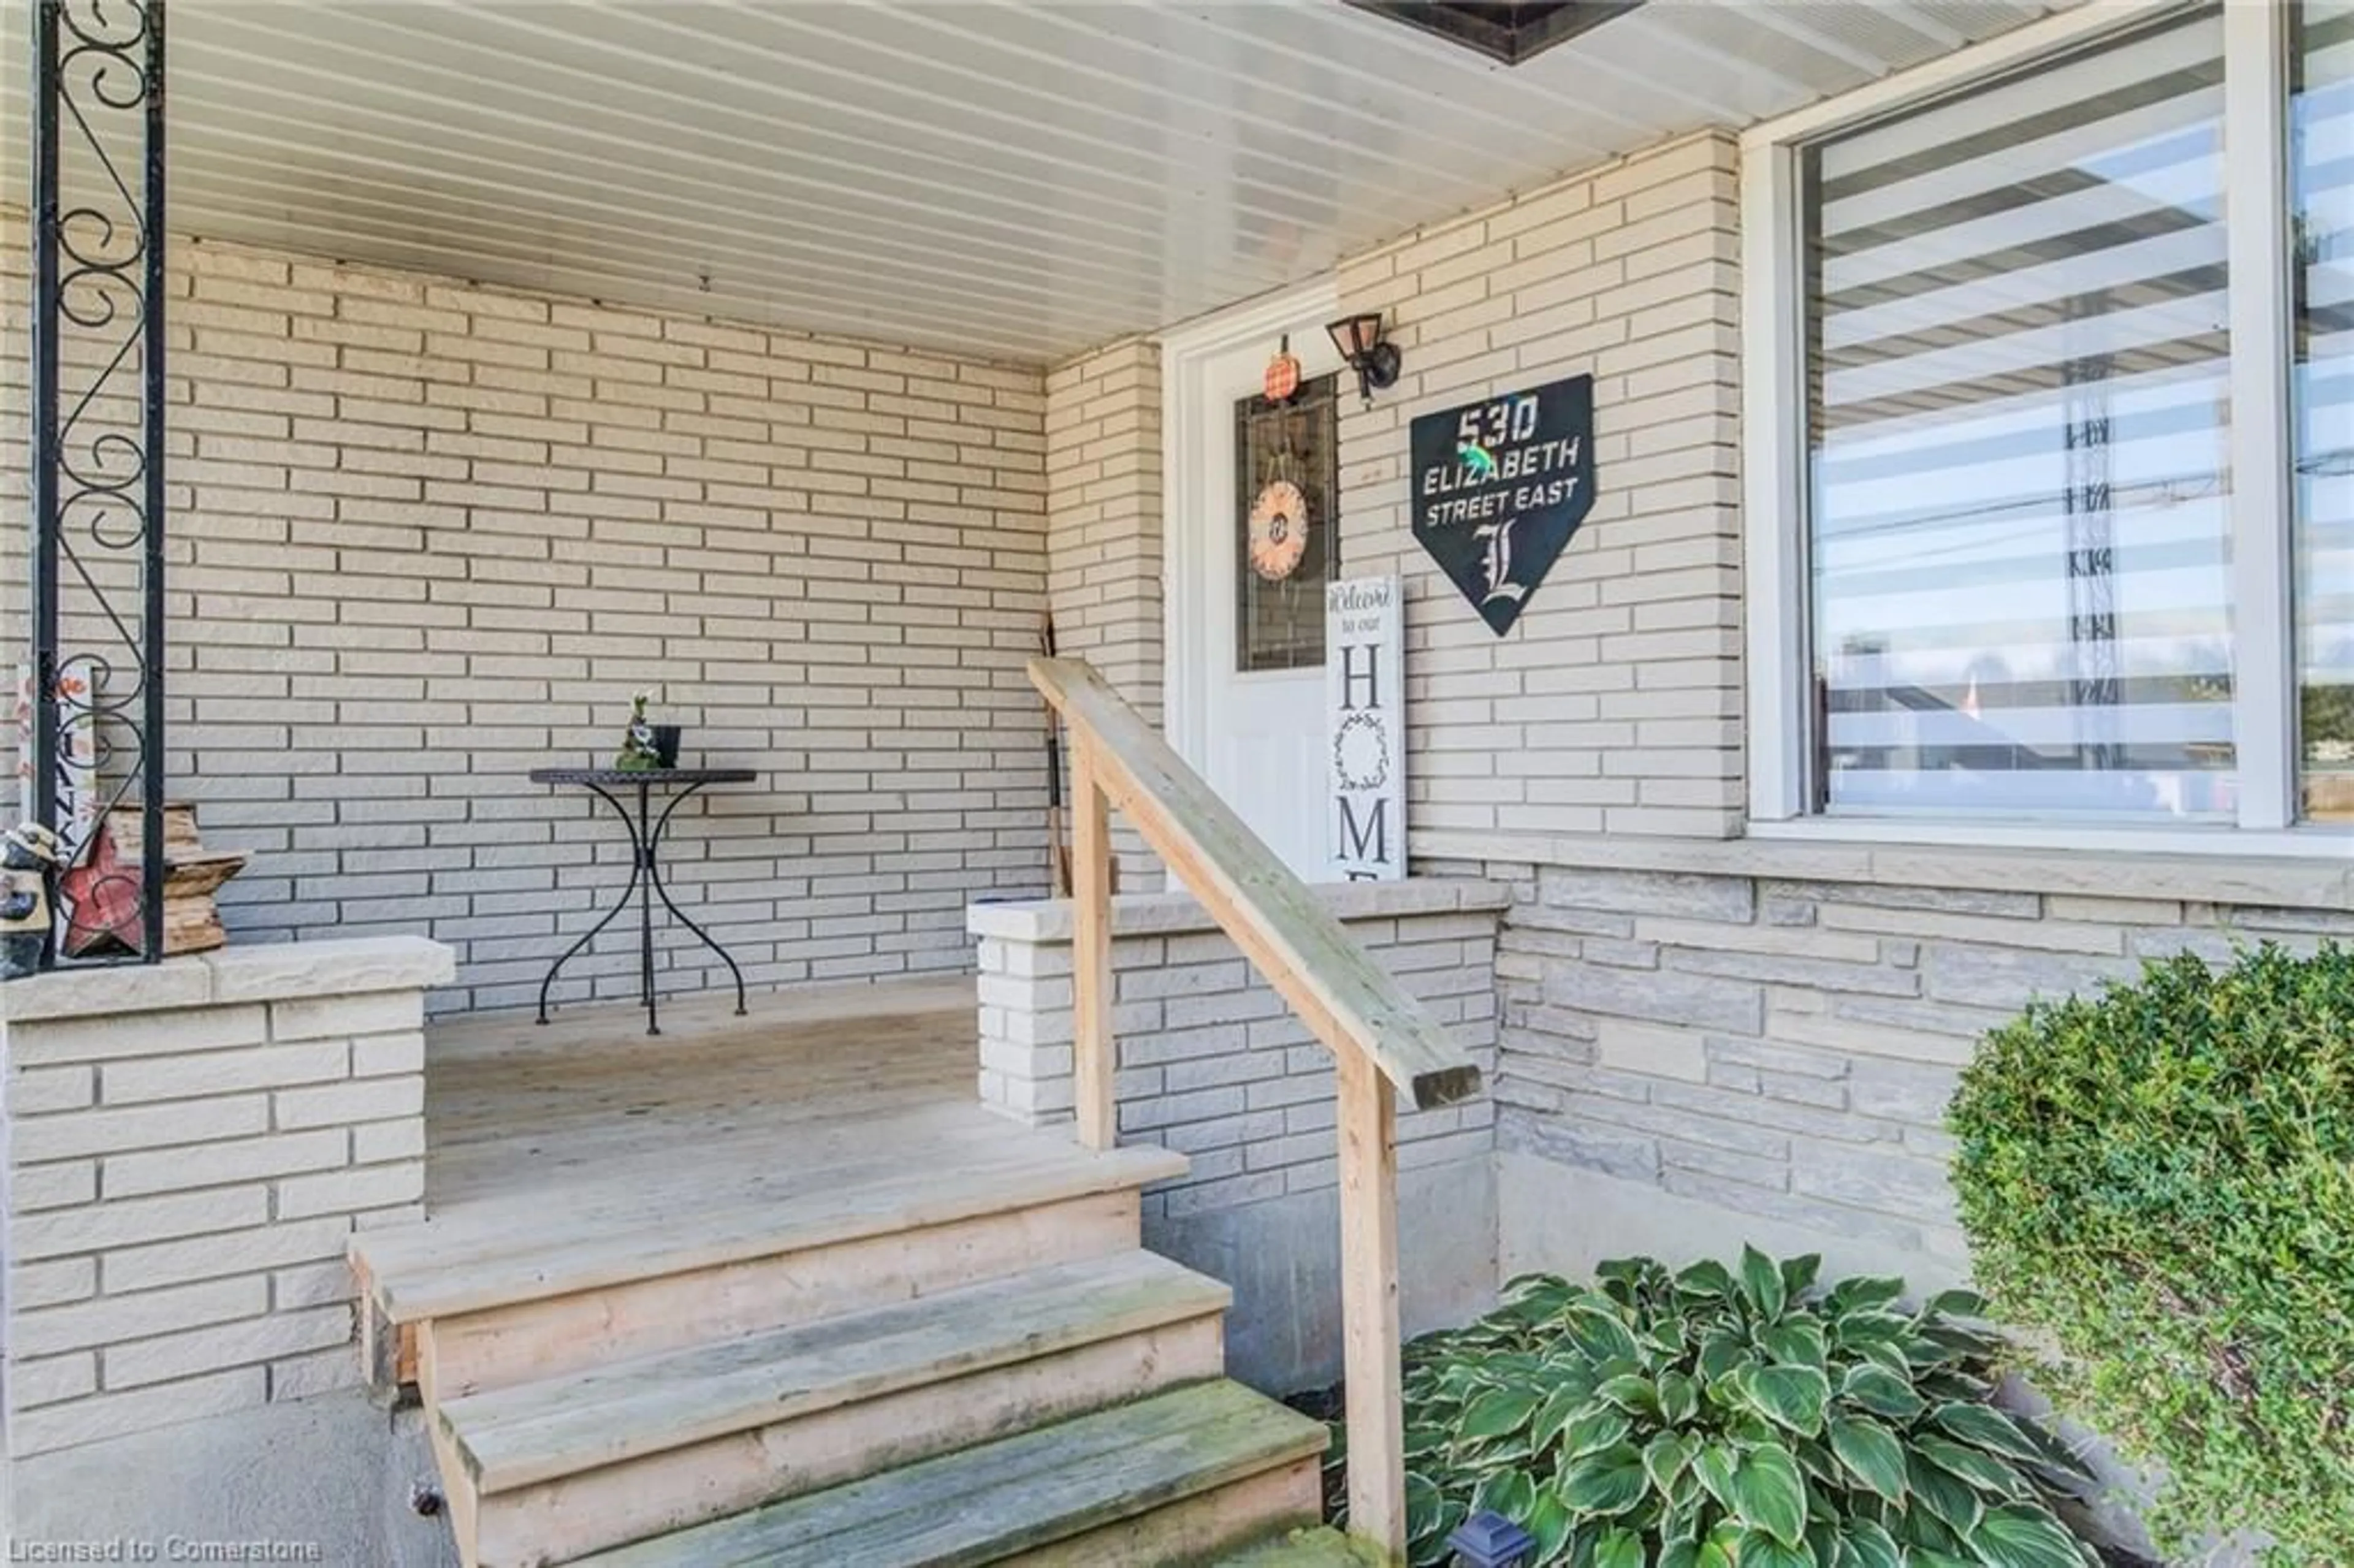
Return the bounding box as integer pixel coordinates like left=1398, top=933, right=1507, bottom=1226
left=1448, top=1510, right=1537, bottom=1568
left=1327, top=311, right=1401, bottom=402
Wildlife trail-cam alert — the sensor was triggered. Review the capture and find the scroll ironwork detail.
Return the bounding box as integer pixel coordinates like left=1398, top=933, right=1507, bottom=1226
left=28, top=0, right=167, bottom=965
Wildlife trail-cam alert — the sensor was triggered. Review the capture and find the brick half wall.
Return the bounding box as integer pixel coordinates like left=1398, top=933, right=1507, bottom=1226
left=967, top=878, right=1506, bottom=1391
left=1, top=936, right=453, bottom=1458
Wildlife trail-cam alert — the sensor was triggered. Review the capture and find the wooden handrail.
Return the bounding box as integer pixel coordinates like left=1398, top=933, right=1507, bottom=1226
left=1028, top=654, right=1484, bottom=1564
left=1029, top=657, right=1483, bottom=1112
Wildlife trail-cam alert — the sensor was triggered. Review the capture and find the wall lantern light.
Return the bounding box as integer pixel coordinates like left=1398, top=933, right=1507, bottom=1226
left=1327, top=311, right=1401, bottom=402
left=1447, top=1510, right=1536, bottom=1568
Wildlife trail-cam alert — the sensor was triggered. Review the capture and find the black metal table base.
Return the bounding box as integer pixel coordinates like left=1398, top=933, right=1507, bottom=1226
left=530, top=769, right=753, bottom=1036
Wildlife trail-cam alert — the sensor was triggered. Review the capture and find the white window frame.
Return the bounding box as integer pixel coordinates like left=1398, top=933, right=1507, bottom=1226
left=1739, top=0, right=2348, bottom=859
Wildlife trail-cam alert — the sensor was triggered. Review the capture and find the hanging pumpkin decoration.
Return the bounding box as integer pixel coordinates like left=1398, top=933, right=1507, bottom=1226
left=1262, top=335, right=1301, bottom=404
left=1247, top=478, right=1311, bottom=581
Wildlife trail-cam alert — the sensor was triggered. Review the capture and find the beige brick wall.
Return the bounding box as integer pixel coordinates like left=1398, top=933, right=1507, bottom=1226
left=0, top=213, right=1053, bottom=1014
left=1021, top=136, right=1746, bottom=875
left=967, top=880, right=1503, bottom=1219
left=2, top=937, right=451, bottom=1456
left=1044, top=337, right=1165, bottom=891
left=1335, top=131, right=1743, bottom=840
left=1045, top=337, right=1163, bottom=725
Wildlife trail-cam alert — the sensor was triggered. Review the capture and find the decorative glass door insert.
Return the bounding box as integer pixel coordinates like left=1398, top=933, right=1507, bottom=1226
left=1234, top=373, right=1339, bottom=673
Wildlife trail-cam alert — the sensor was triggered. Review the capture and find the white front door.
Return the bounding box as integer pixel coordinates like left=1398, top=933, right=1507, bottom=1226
left=1165, top=287, right=1344, bottom=879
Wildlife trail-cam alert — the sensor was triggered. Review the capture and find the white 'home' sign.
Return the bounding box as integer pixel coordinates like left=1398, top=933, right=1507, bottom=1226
left=1326, top=576, right=1405, bottom=881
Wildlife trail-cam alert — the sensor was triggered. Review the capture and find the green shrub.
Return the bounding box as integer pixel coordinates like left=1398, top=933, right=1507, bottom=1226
left=1949, top=942, right=2354, bottom=1565
left=1329, top=1249, right=2095, bottom=1567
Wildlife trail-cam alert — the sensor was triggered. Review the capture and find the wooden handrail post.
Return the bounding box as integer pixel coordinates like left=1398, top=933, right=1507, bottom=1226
left=1337, top=1049, right=1405, bottom=1561
left=1069, top=742, right=1117, bottom=1151
left=1024, top=657, right=1478, bottom=1567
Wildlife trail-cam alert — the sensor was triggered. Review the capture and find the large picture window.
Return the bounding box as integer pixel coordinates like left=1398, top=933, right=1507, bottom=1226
left=1750, top=1, right=2342, bottom=842
left=1806, top=12, right=2232, bottom=818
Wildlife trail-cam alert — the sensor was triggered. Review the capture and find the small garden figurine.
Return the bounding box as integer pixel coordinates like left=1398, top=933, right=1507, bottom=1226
left=613, top=690, right=665, bottom=772
left=1, top=822, right=64, bottom=979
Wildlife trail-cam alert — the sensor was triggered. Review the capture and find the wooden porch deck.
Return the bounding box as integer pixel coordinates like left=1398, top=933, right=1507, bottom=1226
left=424, top=976, right=981, bottom=1211
left=349, top=977, right=1336, bottom=1567
left=364, top=972, right=1198, bottom=1339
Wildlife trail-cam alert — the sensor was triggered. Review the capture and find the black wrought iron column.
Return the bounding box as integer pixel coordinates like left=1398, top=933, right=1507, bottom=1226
left=28, top=0, right=167, bottom=965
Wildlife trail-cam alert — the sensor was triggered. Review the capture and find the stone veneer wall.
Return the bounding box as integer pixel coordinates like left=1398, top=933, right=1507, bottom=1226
left=1412, top=835, right=2354, bottom=1287
left=968, top=880, right=1506, bottom=1389
left=0, top=212, right=1052, bottom=1015
left=1, top=935, right=452, bottom=1458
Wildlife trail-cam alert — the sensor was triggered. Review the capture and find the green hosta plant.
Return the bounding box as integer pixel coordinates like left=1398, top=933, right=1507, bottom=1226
left=1330, top=1249, right=2095, bottom=1568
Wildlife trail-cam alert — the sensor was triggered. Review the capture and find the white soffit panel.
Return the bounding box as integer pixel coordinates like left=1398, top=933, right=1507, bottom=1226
left=0, top=0, right=2059, bottom=363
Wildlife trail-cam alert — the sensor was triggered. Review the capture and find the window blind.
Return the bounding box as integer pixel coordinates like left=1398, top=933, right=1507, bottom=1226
left=2298, top=0, right=2354, bottom=821
left=1805, top=11, right=2236, bottom=818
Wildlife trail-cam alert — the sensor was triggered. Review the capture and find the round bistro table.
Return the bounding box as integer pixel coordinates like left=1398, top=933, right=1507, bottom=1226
left=528, top=766, right=756, bottom=1035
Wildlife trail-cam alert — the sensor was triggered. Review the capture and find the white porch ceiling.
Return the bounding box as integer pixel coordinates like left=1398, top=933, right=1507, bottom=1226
left=0, top=1, right=2062, bottom=364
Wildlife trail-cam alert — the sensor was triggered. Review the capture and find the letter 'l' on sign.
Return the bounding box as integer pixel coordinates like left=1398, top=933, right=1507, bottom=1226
left=1327, top=576, right=1405, bottom=881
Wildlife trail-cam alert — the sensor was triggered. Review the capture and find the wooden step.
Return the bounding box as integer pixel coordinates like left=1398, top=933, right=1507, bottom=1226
left=444, top=1254, right=1235, bottom=1566
left=353, top=1115, right=1187, bottom=1400
left=570, top=1380, right=1329, bottom=1568
left=357, top=1128, right=1186, bottom=1325
left=447, top=1250, right=1230, bottom=1494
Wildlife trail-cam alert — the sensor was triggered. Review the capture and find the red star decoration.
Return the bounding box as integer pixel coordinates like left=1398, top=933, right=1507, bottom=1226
left=57, top=818, right=146, bottom=958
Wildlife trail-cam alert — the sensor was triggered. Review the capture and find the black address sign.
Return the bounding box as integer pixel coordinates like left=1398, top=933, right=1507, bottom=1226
left=1408, top=375, right=1596, bottom=635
